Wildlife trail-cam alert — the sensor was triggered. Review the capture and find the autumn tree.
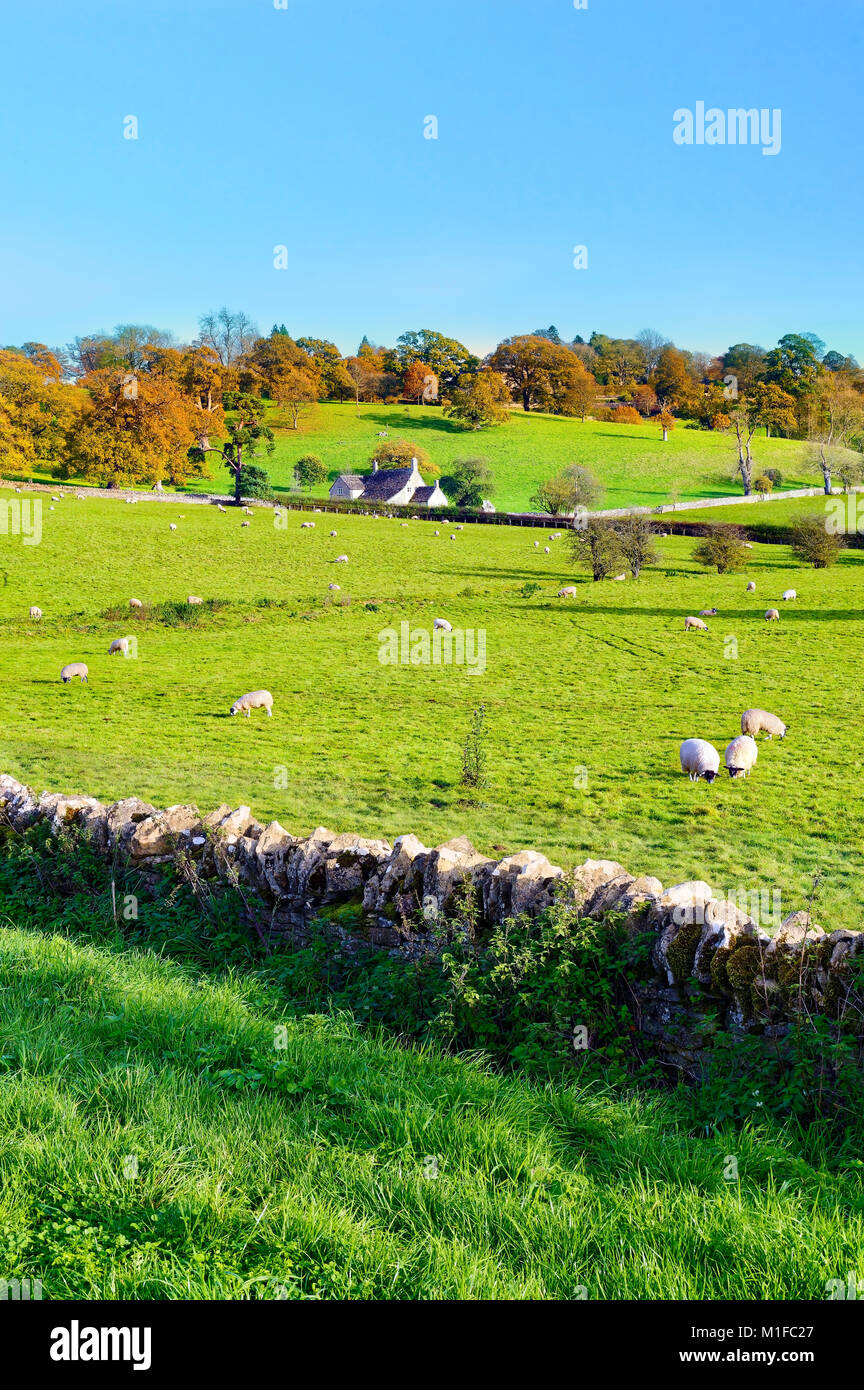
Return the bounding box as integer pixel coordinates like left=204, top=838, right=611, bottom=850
left=444, top=370, right=510, bottom=428
left=393, top=329, right=479, bottom=393
left=369, top=437, right=434, bottom=474
left=191, top=392, right=274, bottom=504
left=747, top=381, right=797, bottom=438
left=809, top=373, right=864, bottom=494
left=0, top=350, right=80, bottom=473
left=296, top=338, right=354, bottom=401
left=487, top=335, right=593, bottom=413
left=62, top=369, right=206, bottom=488
left=654, top=347, right=696, bottom=412
left=402, top=360, right=428, bottom=403
left=658, top=409, right=676, bottom=442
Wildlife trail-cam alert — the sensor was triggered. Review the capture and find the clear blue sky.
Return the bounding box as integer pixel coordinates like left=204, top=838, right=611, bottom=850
left=1, top=0, right=861, bottom=361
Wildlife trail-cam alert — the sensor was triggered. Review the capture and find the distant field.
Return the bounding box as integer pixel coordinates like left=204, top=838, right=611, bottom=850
left=1, top=488, right=861, bottom=929
left=179, top=403, right=817, bottom=513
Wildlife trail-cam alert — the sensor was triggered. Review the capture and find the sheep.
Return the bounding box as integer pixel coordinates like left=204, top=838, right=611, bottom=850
left=241, top=521, right=250, bottom=527
left=684, top=615, right=708, bottom=632
left=433, top=618, right=453, bottom=632
left=334, top=554, right=349, bottom=563
left=746, top=581, right=756, bottom=592
left=782, top=589, right=797, bottom=601
left=534, top=541, right=540, bottom=548
left=457, top=525, right=463, bottom=531
left=243, top=507, right=252, bottom=515
left=51, top=495, right=60, bottom=502
left=187, top=596, right=203, bottom=605
left=611, top=573, right=626, bottom=581
left=328, top=583, right=341, bottom=591
left=434, top=530, right=439, bottom=536
left=108, top=638, right=129, bottom=656
left=29, top=605, right=42, bottom=620
left=129, top=598, right=143, bottom=609
left=61, top=662, right=88, bottom=684
left=218, top=504, right=226, bottom=513
left=330, top=530, right=337, bottom=536
left=741, top=708, right=787, bottom=740
left=725, top=734, right=758, bottom=779
left=169, top=523, right=177, bottom=531
left=229, top=689, right=274, bottom=718
left=765, top=608, right=780, bottom=622
left=544, top=546, right=551, bottom=554
left=450, top=534, right=456, bottom=540
left=557, top=586, right=578, bottom=597
left=49, top=506, right=55, bottom=511
left=679, top=738, right=720, bottom=783
left=699, top=607, right=718, bottom=616
left=301, top=522, right=315, bottom=529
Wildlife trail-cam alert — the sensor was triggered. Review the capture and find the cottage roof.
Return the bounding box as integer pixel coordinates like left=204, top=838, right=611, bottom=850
left=358, top=466, right=416, bottom=500
left=334, top=474, right=364, bottom=489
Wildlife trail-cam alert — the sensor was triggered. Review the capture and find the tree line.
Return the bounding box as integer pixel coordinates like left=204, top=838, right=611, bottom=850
left=1, top=312, right=862, bottom=496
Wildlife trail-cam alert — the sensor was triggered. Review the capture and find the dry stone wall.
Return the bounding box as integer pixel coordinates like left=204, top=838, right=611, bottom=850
left=1, top=773, right=860, bottom=1073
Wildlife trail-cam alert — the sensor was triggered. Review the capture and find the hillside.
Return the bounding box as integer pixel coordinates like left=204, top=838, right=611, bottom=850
left=184, top=403, right=816, bottom=513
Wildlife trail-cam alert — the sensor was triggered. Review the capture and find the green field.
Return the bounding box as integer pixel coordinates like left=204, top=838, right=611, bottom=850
left=1, top=906, right=861, bottom=1300
left=1, top=487, right=861, bottom=929
left=179, top=403, right=816, bottom=513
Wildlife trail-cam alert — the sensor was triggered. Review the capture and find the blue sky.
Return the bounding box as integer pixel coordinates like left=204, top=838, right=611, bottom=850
left=1, top=0, right=861, bottom=360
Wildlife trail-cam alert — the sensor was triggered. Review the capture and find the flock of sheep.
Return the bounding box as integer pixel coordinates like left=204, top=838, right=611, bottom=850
left=680, top=706, right=787, bottom=784
left=685, top=585, right=797, bottom=632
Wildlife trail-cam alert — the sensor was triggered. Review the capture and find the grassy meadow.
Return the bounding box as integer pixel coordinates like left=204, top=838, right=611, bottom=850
left=1, top=485, right=861, bottom=930
left=174, top=402, right=817, bottom=513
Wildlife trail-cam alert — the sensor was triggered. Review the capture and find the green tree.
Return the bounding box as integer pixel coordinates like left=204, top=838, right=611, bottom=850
left=693, top=525, right=750, bottom=574
left=568, top=519, right=624, bottom=581
left=393, top=330, right=479, bottom=393
left=439, top=457, right=495, bottom=507
left=294, top=453, right=328, bottom=491
left=615, top=513, right=658, bottom=579
left=443, top=370, right=510, bottom=428
left=192, top=392, right=275, bottom=504
left=790, top=515, right=845, bottom=568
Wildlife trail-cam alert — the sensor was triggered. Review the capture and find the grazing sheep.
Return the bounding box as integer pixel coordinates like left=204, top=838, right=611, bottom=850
left=557, top=586, right=578, bottom=597
left=29, top=605, right=42, bottom=620
left=725, top=734, right=758, bottom=779
left=169, top=523, right=177, bottom=531
left=684, top=615, right=708, bottom=632
left=243, top=507, right=252, bottom=515
left=108, top=638, right=129, bottom=656
left=782, top=589, right=797, bottom=601
left=241, top=521, right=250, bottom=527
left=741, top=708, right=787, bottom=740
left=450, top=534, right=456, bottom=540
left=743, top=542, right=753, bottom=549
left=611, top=573, right=626, bottom=581
left=217, top=504, right=226, bottom=512
left=328, top=583, right=341, bottom=591
left=544, top=546, right=551, bottom=554
left=334, top=554, right=349, bottom=563
left=229, top=689, right=274, bottom=718
left=434, top=530, right=439, bottom=536
left=679, top=738, right=720, bottom=783
left=433, top=618, right=453, bottom=632
left=49, top=506, right=55, bottom=511
left=301, top=521, right=315, bottom=529
left=61, top=662, right=88, bottom=684
left=51, top=495, right=60, bottom=502
left=187, top=596, right=203, bottom=605
left=765, top=608, right=780, bottom=622
left=330, top=530, right=337, bottom=536
left=129, top=598, right=143, bottom=609
left=699, top=607, right=718, bottom=616
left=457, top=525, right=463, bottom=531
left=534, top=541, right=539, bottom=548
left=746, top=581, right=756, bottom=592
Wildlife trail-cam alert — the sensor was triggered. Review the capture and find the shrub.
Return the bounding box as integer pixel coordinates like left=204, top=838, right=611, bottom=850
left=754, top=474, right=774, bottom=494
left=790, top=515, right=845, bottom=569
left=460, top=703, right=489, bottom=794
left=610, top=405, right=642, bottom=425
left=692, top=524, right=750, bottom=574
left=238, top=464, right=273, bottom=500
left=569, top=518, right=624, bottom=580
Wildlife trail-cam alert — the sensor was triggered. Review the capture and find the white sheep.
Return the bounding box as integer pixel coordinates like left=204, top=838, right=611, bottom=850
left=611, top=573, right=626, bottom=581
left=301, top=521, right=315, bottom=529
left=534, top=541, right=539, bottom=548
left=741, top=708, right=787, bottom=740
left=330, top=530, right=337, bottom=536
left=450, top=534, right=456, bottom=540
left=61, top=662, right=88, bottom=684
left=746, top=581, right=756, bottom=592
left=29, top=605, right=42, bottom=620
left=544, top=546, right=551, bottom=554
left=169, top=523, right=177, bottom=532
left=334, top=554, right=348, bottom=563
left=765, top=608, right=780, bottom=622
left=241, top=521, right=250, bottom=527
left=782, top=589, right=797, bottom=601
left=557, top=586, right=578, bottom=597
left=218, top=504, right=226, bottom=513
left=679, top=738, right=720, bottom=783
left=108, top=638, right=129, bottom=656
left=725, top=734, right=758, bottom=779
left=433, top=618, right=453, bottom=632
left=699, top=607, right=718, bottom=616
left=457, top=525, right=463, bottom=531
left=243, top=507, right=252, bottom=515
left=129, top=598, right=143, bottom=609
left=187, top=596, right=203, bottom=605
left=684, top=615, right=708, bottom=632
left=434, top=530, right=439, bottom=536
left=229, top=689, right=274, bottom=718
left=328, top=583, right=341, bottom=591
